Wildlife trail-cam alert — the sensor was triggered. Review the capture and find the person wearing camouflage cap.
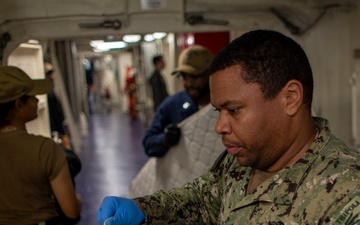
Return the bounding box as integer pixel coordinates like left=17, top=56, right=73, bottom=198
left=97, top=30, right=360, bottom=224
left=142, top=45, right=213, bottom=157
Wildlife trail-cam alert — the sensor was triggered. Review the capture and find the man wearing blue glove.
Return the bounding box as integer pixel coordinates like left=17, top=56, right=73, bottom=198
left=96, top=197, right=144, bottom=225
left=142, top=45, right=213, bottom=157
left=97, top=30, right=360, bottom=224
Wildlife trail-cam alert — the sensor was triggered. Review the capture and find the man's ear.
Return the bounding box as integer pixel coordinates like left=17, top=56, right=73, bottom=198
left=284, top=80, right=303, bottom=116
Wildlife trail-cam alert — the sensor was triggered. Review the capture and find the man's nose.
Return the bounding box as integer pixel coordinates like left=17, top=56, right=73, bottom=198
left=215, top=112, right=230, bottom=135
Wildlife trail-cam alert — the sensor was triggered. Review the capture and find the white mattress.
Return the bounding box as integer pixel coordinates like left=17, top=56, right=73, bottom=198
left=128, top=104, right=225, bottom=198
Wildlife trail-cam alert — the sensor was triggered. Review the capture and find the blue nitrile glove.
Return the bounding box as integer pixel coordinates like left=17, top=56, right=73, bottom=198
left=97, top=196, right=145, bottom=225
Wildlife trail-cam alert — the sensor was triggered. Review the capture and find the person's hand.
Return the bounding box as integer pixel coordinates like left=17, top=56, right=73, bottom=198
left=97, top=196, right=145, bottom=225
left=163, top=123, right=181, bottom=147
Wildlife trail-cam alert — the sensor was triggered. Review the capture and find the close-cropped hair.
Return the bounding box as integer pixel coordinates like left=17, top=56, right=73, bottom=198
left=152, top=55, right=163, bottom=65
left=0, top=95, right=29, bottom=125
left=209, top=30, right=313, bottom=109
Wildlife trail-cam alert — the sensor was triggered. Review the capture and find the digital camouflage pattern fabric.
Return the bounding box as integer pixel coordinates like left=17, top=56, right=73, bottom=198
left=135, top=117, right=360, bottom=224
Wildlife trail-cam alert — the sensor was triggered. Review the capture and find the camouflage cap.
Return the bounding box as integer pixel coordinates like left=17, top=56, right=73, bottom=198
left=172, top=45, right=213, bottom=76
left=0, top=66, right=53, bottom=103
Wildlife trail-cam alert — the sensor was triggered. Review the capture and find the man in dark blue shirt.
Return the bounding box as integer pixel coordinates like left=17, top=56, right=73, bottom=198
left=142, top=45, right=213, bottom=157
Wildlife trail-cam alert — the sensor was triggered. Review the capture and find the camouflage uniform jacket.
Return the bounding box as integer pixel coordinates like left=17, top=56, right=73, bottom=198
left=135, top=117, right=360, bottom=224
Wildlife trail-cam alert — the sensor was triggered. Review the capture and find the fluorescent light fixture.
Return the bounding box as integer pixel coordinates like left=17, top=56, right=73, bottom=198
left=144, top=34, right=155, bottom=42
left=99, top=41, right=127, bottom=49
left=90, top=40, right=104, bottom=47
left=90, top=40, right=127, bottom=52
left=153, top=32, right=167, bottom=39
left=123, top=34, right=142, bottom=43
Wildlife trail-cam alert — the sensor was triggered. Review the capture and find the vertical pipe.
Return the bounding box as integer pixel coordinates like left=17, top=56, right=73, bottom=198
left=351, top=49, right=360, bottom=151
left=350, top=73, right=357, bottom=149
left=50, top=40, right=82, bottom=154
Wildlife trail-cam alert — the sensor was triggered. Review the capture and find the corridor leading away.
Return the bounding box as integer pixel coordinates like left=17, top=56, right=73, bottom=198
left=75, top=111, right=149, bottom=225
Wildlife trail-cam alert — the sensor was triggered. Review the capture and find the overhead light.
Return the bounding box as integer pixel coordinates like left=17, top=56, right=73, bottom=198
left=27, top=39, right=39, bottom=44
left=186, top=35, right=195, bottom=45
left=143, top=32, right=167, bottom=42
left=90, top=40, right=104, bottom=47
left=153, top=32, right=167, bottom=39
left=144, top=34, right=155, bottom=42
left=123, top=34, right=142, bottom=43
left=99, top=41, right=127, bottom=50
left=90, top=40, right=128, bottom=52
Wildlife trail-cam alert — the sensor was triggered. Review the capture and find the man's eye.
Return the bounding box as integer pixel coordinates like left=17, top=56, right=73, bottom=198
left=228, top=108, right=239, bottom=113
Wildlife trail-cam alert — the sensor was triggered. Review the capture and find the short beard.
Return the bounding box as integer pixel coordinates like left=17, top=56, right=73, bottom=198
left=188, top=85, right=210, bottom=101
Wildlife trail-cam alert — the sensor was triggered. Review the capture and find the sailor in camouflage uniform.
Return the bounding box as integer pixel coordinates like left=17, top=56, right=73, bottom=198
left=97, top=30, right=360, bottom=225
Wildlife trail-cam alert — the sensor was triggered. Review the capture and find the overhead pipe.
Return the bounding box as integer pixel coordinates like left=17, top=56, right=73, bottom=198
left=270, top=7, right=301, bottom=35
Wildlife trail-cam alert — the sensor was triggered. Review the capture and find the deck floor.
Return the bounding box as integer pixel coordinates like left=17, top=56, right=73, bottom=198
left=75, top=110, right=149, bottom=225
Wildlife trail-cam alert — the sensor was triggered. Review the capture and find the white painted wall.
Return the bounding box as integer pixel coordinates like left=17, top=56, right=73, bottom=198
left=302, top=10, right=353, bottom=146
